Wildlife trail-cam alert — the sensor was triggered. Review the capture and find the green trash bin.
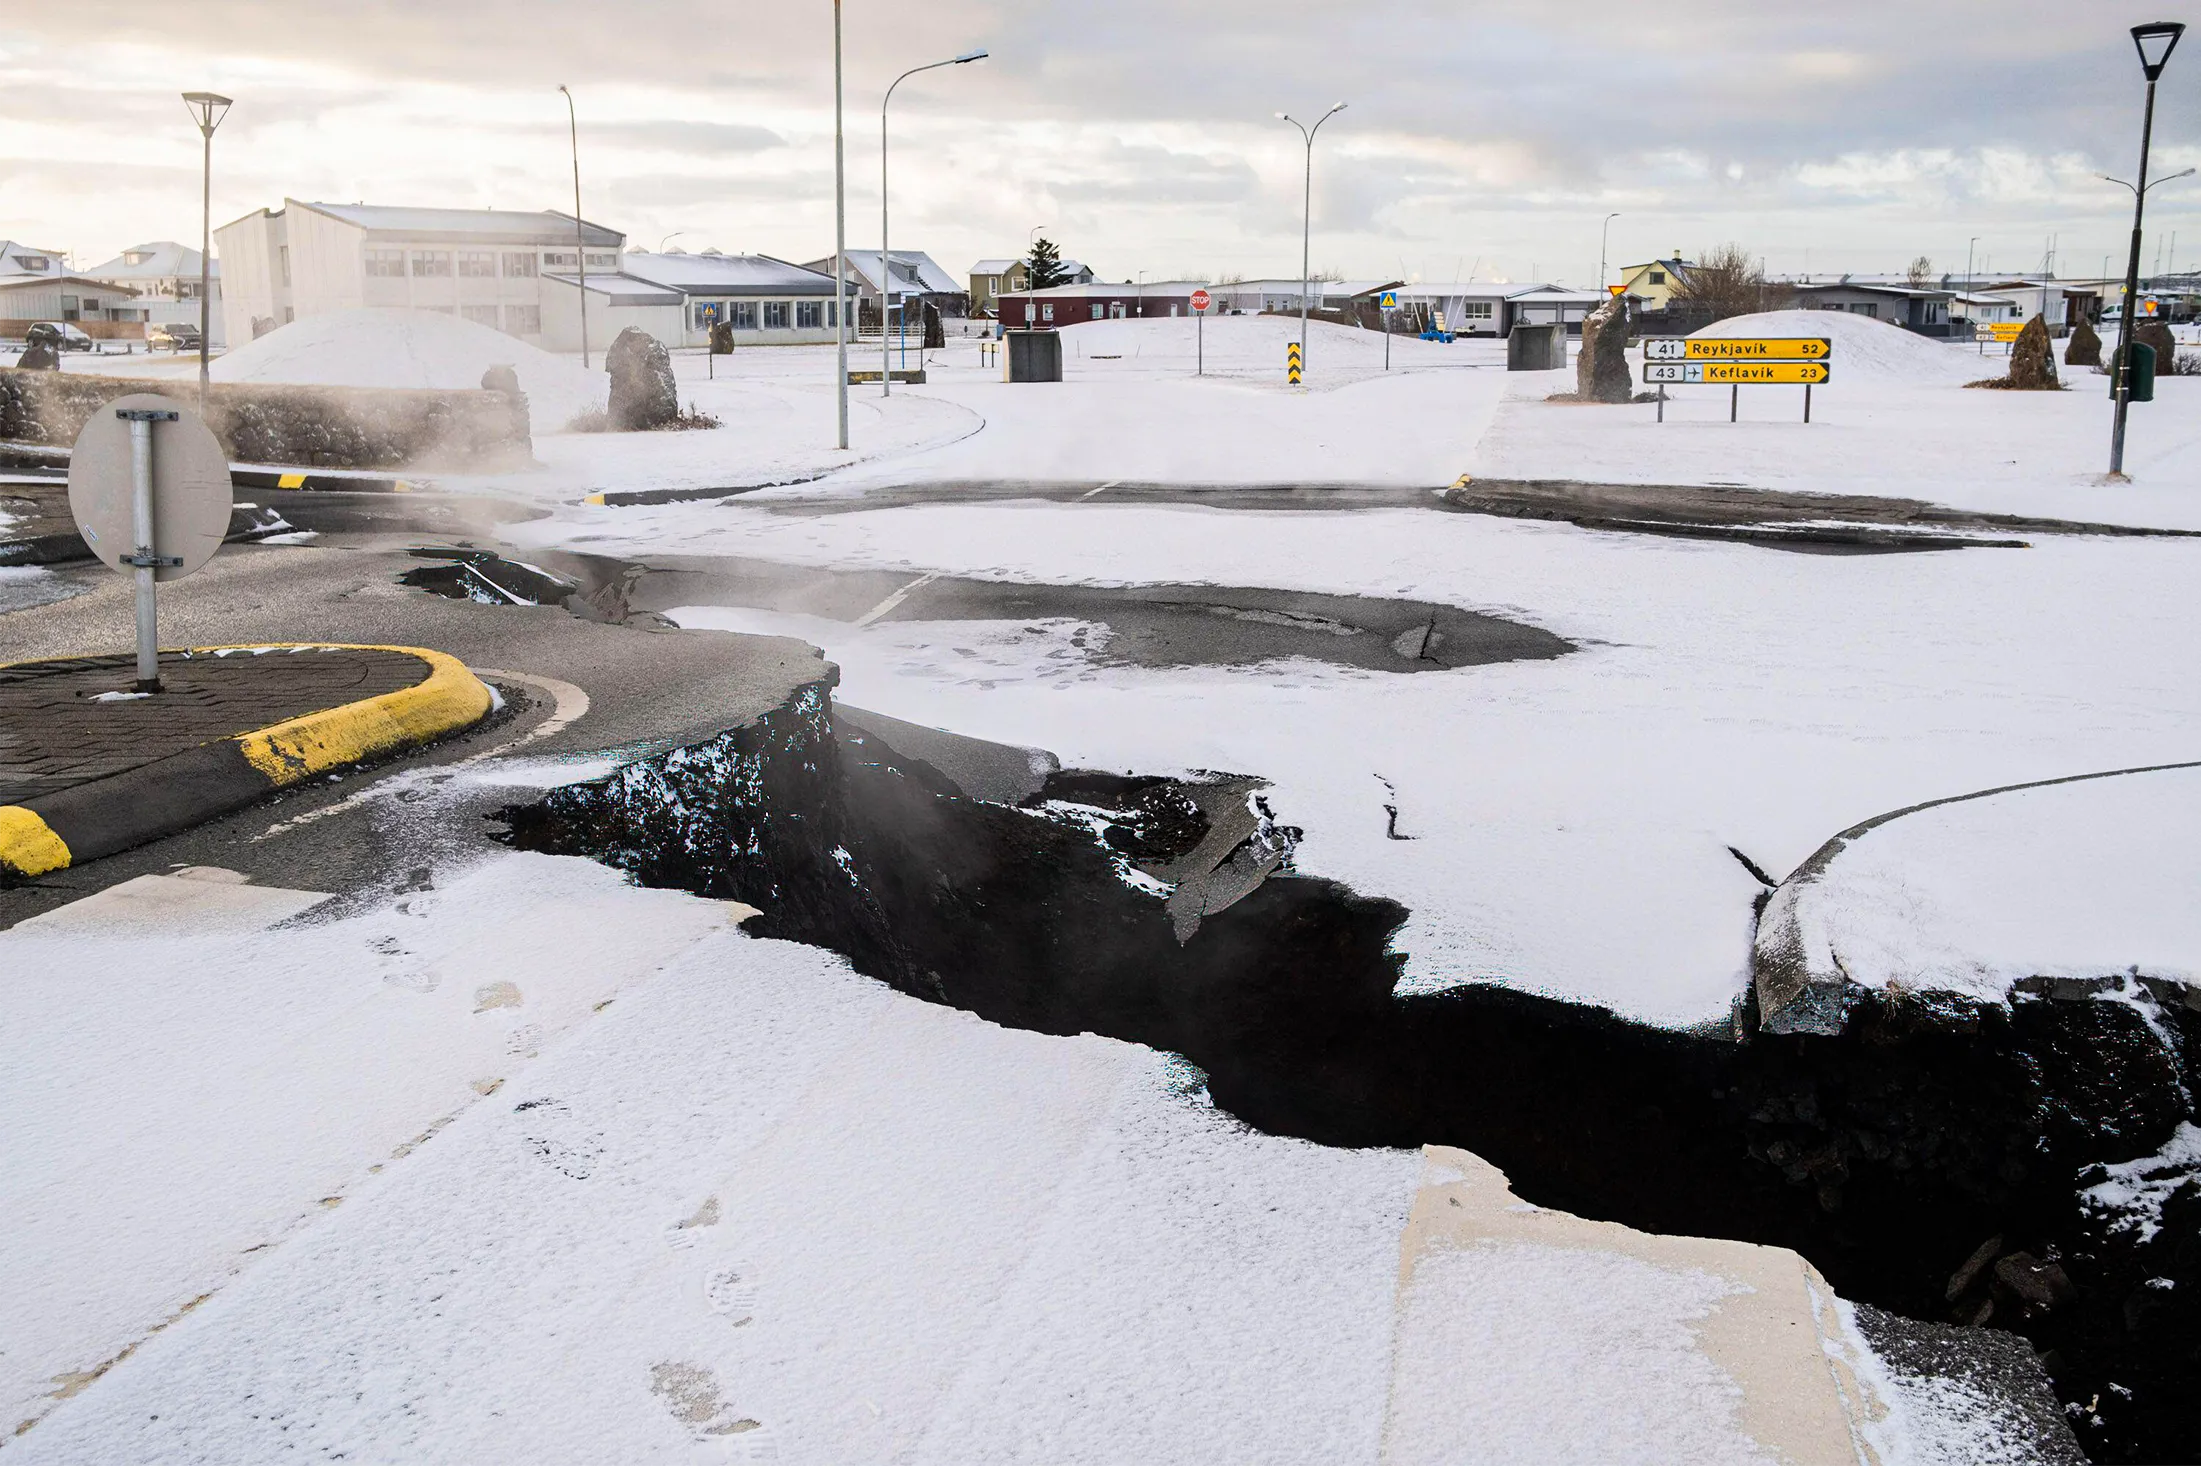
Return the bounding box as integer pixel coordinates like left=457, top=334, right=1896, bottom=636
left=2111, top=341, right=2157, bottom=403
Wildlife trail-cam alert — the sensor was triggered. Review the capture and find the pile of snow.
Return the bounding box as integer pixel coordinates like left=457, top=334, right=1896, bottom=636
left=1692, top=309, right=1980, bottom=384
left=211, top=308, right=606, bottom=434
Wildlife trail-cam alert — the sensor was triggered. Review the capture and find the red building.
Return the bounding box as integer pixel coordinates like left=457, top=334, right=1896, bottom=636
left=994, top=280, right=1209, bottom=328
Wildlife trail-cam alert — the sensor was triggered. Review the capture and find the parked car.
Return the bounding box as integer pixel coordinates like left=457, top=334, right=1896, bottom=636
left=147, top=321, right=203, bottom=352
left=30, top=321, right=94, bottom=351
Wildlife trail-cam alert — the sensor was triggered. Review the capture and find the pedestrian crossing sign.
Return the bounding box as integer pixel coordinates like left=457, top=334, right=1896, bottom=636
left=1379, top=291, right=1398, bottom=309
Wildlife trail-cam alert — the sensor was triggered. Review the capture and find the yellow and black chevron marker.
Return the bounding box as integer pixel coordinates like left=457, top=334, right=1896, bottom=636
left=1286, top=341, right=1304, bottom=384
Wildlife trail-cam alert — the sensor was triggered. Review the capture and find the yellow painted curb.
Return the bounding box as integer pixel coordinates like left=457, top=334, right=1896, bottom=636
left=230, top=645, right=494, bottom=785
left=0, top=806, right=71, bottom=878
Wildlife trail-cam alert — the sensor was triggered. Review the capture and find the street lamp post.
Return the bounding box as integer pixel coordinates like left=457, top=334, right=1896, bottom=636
left=1277, top=102, right=1346, bottom=377
left=834, top=1, right=848, bottom=449
left=2110, top=21, right=2185, bottom=477
left=1965, top=236, right=1980, bottom=353
left=1599, top=212, right=1620, bottom=291
left=181, top=91, right=231, bottom=409
left=881, top=48, right=987, bottom=397
left=557, top=85, right=590, bottom=371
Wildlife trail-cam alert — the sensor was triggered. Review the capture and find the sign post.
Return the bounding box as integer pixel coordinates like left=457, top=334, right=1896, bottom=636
left=1190, top=287, right=1212, bottom=376
left=1379, top=289, right=1399, bottom=371
left=67, top=393, right=233, bottom=693
left=1641, top=339, right=1833, bottom=424
left=1287, top=340, right=1303, bottom=385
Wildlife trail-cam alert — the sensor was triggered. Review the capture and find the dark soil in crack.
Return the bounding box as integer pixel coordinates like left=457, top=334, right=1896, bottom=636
left=495, top=684, right=2191, bottom=1464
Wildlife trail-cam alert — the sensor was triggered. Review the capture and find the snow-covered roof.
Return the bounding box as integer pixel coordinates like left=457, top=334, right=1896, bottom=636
left=0, top=273, right=140, bottom=297
left=85, top=241, right=217, bottom=281
left=1505, top=284, right=1607, bottom=303
left=970, top=258, right=1019, bottom=275
left=1006, top=281, right=1210, bottom=298
left=295, top=202, right=624, bottom=248
left=0, top=241, right=66, bottom=277
left=542, top=271, right=682, bottom=304
left=618, top=252, right=837, bottom=296
left=815, top=250, right=962, bottom=296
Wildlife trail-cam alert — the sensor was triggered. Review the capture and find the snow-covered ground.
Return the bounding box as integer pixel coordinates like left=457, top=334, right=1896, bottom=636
left=537, top=502, right=2199, bottom=1025
left=1475, top=310, right=2201, bottom=531
left=1768, top=763, right=2201, bottom=1004
left=2, top=847, right=2003, bottom=1464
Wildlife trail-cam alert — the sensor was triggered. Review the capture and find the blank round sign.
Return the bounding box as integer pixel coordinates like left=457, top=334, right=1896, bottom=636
left=67, top=392, right=233, bottom=582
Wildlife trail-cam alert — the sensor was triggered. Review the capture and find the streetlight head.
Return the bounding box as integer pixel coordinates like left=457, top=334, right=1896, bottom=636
left=181, top=91, right=231, bottom=135
left=2132, top=21, right=2184, bottom=79
left=954, top=48, right=988, bottom=63
left=1328, top=102, right=1348, bottom=115
left=1274, top=111, right=1289, bottom=120
left=558, top=82, right=571, bottom=95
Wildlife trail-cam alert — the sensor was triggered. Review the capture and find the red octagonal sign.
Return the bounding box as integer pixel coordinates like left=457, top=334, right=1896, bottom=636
left=1190, top=288, right=1212, bottom=312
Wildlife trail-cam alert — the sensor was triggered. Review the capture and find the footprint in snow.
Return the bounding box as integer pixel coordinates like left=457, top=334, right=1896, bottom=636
left=648, top=1361, right=767, bottom=1449
left=705, top=1264, right=758, bottom=1327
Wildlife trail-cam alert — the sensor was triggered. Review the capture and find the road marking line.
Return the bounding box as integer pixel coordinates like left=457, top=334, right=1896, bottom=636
left=854, top=573, right=938, bottom=627
left=1079, top=480, right=1123, bottom=500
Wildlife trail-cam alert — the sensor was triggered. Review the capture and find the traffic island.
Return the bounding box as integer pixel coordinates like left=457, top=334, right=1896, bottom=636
left=0, top=644, right=493, bottom=879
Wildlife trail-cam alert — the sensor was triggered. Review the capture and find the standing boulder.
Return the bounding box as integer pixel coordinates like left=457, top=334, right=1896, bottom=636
left=1574, top=293, right=1632, bottom=403
left=605, top=327, right=677, bottom=431
left=2064, top=314, right=2101, bottom=368
left=2006, top=314, right=2058, bottom=390
left=709, top=321, right=733, bottom=356
left=15, top=326, right=60, bottom=371
left=2133, top=319, right=2178, bottom=374
left=922, top=301, right=944, bottom=350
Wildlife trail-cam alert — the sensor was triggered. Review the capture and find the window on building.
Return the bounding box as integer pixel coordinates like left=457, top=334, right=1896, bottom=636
left=412, top=251, right=452, bottom=277
left=543, top=251, right=577, bottom=268
left=1091, top=303, right=1104, bottom=319
left=1649, top=270, right=1665, bottom=285
left=764, top=300, right=790, bottom=328
left=584, top=252, right=617, bottom=269
left=503, top=252, right=538, bottom=279
left=729, top=301, right=757, bottom=330
left=279, top=245, right=291, bottom=286
left=13, top=254, right=49, bottom=272
left=1041, top=304, right=1054, bottom=322
left=462, top=304, right=499, bottom=327
left=178, top=280, right=201, bottom=300
left=796, top=300, right=823, bottom=328
left=366, top=249, right=406, bottom=277
left=460, top=252, right=497, bottom=278
left=1850, top=302, right=1879, bottom=318
left=503, top=303, right=542, bottom=335
left=1461, top=301, right=1493, bottom=319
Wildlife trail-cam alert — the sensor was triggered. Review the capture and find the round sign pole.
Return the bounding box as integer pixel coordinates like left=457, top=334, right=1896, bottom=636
left=122, top=407, right=177, bottom=690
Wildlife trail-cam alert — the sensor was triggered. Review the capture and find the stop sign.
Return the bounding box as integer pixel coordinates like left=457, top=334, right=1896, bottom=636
left=1190, top=288, right=1212, bottom=312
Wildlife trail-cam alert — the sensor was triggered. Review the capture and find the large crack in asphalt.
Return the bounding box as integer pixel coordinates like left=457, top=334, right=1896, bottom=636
left=487, top=672, right=2195, bottom=1464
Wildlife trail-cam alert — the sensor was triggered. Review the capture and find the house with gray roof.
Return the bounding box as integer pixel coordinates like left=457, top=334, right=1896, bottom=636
left=85, top=241, right=225, bottom=346
left=544, top=251, right=845, bottom=348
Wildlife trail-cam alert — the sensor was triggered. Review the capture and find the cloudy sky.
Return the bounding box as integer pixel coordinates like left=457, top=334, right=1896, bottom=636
left=4, top=1, right=2197, bottom=285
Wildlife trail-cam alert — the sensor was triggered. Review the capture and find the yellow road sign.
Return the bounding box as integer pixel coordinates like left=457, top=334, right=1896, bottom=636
left=1287, top=341, right=1303, bottom=384
left=1644, top=361, right=1831, bottom=385
left=1978, top=322, right=2024, bottom=343
left=1643, top=337, right=1831, bottom=362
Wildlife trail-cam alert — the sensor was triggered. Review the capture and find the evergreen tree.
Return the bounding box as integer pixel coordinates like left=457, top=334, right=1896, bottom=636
left=1026, top=237, right=1068, bottom=292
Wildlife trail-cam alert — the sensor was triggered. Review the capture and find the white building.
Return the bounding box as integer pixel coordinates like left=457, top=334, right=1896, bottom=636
left=83, top=241, right=224, bottom=346
left=0, top=241, right=66, bottom=278
left=802, top=250, right=965, bottom=323
left=214, top=200, right=624, bottom=350
left=571, top=251, right=843, bottom=348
